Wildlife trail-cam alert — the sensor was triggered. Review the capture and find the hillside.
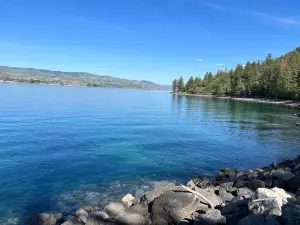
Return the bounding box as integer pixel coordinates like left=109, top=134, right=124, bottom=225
left=0, top=66, right=167, bottom=90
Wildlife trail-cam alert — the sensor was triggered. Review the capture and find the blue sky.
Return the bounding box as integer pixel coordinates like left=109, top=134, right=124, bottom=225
left=1, top=0, right=300, bottom=84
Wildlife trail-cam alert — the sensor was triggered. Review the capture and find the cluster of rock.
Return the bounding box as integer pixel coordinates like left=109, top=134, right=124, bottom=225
left=26, top=155, right=300, bottom=225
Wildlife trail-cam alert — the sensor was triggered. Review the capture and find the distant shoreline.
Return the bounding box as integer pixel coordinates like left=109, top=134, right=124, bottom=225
left=172, top=92, right=300, bottom=109
left=0, top=80, right=166, bottom=91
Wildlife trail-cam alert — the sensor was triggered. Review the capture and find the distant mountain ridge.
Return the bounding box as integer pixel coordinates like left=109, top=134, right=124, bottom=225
left=0, top=66, right=168, bottom=90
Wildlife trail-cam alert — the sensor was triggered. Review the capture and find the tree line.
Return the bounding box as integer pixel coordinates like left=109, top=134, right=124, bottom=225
left=172, top=47, right=300, bottom=100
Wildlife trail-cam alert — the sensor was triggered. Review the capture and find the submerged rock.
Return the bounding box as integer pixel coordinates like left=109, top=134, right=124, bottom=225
left=26, top=213, right=63, bottom=225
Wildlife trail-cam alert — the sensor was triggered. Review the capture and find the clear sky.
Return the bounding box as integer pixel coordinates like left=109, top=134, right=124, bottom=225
left=1, top=0, right=300, bottom=84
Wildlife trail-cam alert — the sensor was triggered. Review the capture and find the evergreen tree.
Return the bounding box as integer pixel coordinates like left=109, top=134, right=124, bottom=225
left=172, top=79, right=178, bottom=93
left=178, top=76, right=185, bottom=92
left=171, top=47, right=300, bottom=100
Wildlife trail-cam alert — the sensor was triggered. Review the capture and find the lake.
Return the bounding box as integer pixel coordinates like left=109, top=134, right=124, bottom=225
left=0, top=83, right=299, bottom=224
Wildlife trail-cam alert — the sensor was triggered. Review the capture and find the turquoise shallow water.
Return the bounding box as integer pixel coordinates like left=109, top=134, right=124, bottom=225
left=0, top=83, right=299, bottom=224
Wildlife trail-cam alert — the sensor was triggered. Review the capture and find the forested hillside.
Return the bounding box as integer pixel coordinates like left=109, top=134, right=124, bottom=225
left=172, top=48, right=300, bottom=100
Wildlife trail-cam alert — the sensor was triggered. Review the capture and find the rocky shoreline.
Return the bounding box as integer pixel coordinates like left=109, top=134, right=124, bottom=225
left=26, top=155, right=300, bottom=225
left=172, top=93, right=300, bottom=109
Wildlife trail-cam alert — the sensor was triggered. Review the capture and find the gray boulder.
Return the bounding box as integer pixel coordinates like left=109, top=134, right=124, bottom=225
left=140, top=183, right=177, bottom=204
left=282, top=203, right=300, bottom=225
left=151, top=189, right=204, bottom=224
left=248, top=180, right=265, bottom=190
left=85, top=217, right=106, bottom=225
left=220, top=197, right=250, bottom=225
left=190, top=176, right=216, bottom=189
left=218, top=187, right=234, bottom=202
left=26, top=213, right=63, bottom=225
left=238, top=215, right=280, bottom=225
left=125, top=203, right=149, bottom=216
left=115, top=213, right=151, bottom=225
left=248, top=187, right=295, bottom=216
left=90, top=211, right=109, bottom=221
left=83, top=206, right=101, bottom=213
left=285, top=173, right=300, bottom=193
left=121, top=193, right=135, bottom=207
left=194, top=187, right=223, bottom=207
left=236, top=188, right=254, bottom=197
left=104, top=202, right=129, bottom=217
left=193, top=209, right=226, bottom=225
left=61, top=216, right=84, bottom=225
left=75, top=208, right=89, bottom=223
left=271, top=170, right=295, bottom=181
left=177, top=220, right=190, bottom=225
left=248, top=198, right=281, bottom=216
left=220, top=182, right=234, bottom=192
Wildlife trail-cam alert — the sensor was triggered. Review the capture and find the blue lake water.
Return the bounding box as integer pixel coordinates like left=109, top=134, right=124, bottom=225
left=0, top=83, right=299, bottom=224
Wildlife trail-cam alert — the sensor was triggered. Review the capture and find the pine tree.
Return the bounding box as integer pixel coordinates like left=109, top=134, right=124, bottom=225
left=178, top=76, right=185, bottom=92
left=172, top=79, right=178, bottom=93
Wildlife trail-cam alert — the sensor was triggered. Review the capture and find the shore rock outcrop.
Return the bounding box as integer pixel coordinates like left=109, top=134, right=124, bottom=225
left=26, top=155, right=300, bottom=225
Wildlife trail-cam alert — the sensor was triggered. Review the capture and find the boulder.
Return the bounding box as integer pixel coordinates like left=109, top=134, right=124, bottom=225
left=85, top=217, right=106, bottom=225
left=255, top=187, right=295, bottom=203
left=193, top=209, right=226, bottom=225
left=61, top=216, right=84, bottom=225
left=296, top=122, right=300, bottom=126
left=236, top=188, right=254, bottom=197
left=248, top=187, right=296, bottom=216
left=115, top=213, right=151, bottom=225
left=191, top=176, right=216, bottom=189
left=125, top=202, right=149, bottom=216
left=75, top=208, right=89, bottom=223
left=282, top=203, right=300, bottom=225
left=248, top=198, right=281, bottom=216
left=238, top=215, right=280, bottom=225
left=177, top=220, right=190, bottom=225
left=235, top=181, right=249, bottom=189
left=218, top=187, right=234, bottom=202
left=271, top=170, right=295, bottom=181
left=285, top=173, right=300, bottom=193
left=220, top=182, right=234, bottom=192
left=121, top=193, right=135, bottom=207
left=248, top=180, right=265, bottom=190
left=104, top=202, right=129, bottom=217
left=26, top=213, right=63, bottom=225
left=140, top=183, right=177, bottom=204
left=220, top=197, right=250, bottom=225
left=151, top=189, right=204, bottom=224
left=194, top=187, right=223, bottom=207
left=221, top=168, right=238, bottom=175
left=236, top=171, right=250, bottom=178
left=264, top=175, right=273, bottom=188
left=83, top=206, right=101, bottom=213
left=90, top=211, right=109, bottom=221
